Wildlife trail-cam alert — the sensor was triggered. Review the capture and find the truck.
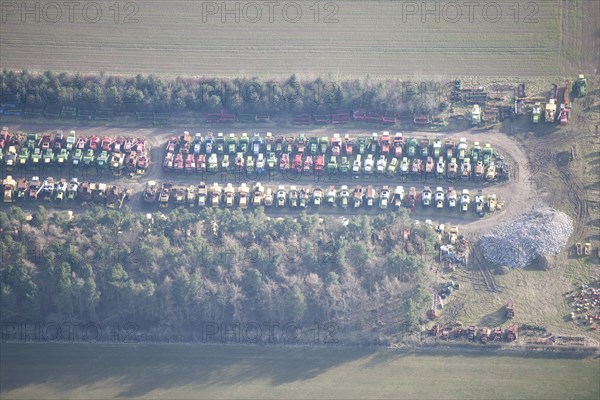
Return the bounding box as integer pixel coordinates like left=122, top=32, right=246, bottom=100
left=353, top=186, right=364, bottom=208
left=339, top=185, right=350, bottom=209
left=197, top=182, right=208, bottom=207
left=380, top=132, right=391, bottom=154
left=2, top=176, right=17, bottom=203
left=545, top=99, right=557, bottom=122
left=352, top=154, right=362, bottom=176
left=364, top=154, right=374, bottom=174
left=186, top=185, right=196, bottom=207
left=432, top=139, right=442, bottom=158
left=406, top=138, right=417, bottom=157
left=482, top=144, right=493, bottom=166
left=210, top=183, right=222, bottom=207
left=531, top=102, right=542, bottom=123
left=54, top=179, right=68, bottom=201
left=376, top=155, right=387, bottom=174
left=144, top=181, right=158, bottom=203
left=447, top=158, right=458, bottom=179
left=369, top=132, right=378, bottom=153
left=159, top=182, right=173, bottom=208
left=57, top=149, right=69, bottom=164
left=461, top=158, right=471, bottom=179
left=485, top=162, right=496, bottom=182
left=289, top=186, right=299, bottom=208
left=252, top=183, right=264, bottom=207
left=5, top=146, right=17, bottom=168
left=457, top=138, right=467, bottom=160
left=379, top=185, right=390, bottom=209
left=356, top=136, right=367, bottom=155
left=208, top=154, right=218, bottom=172
left=419, top=138, right=430, bottom=157
left=340, top=156, right=350, bottom=173
left=343, top=134, right=354, bottom=156
left=28, top=177, right=42, bottom=200
left=299, top=188, right=309, bottom=208
left=227, top=133, right=237, bottom=154
left=224, top=183, right=235, bottom=207
left=16, top=178, right=28, bottom=200
left=264, top=187, right=274, bottom=207
left=434, top=187, right=444, bottom=208
left=18, top=147, right=30, bottom=165
left=411, top=158, right=422, bottom=175
left=67, top=178, right=79, bottom=200
left=327, top=156, right=338, bottom=173
left=393, top=133, right=404, bottom=157
left=559, top=80, right=571, bottom=126
left=474, top=189, right=485, bottom=216
left=326, top=185, right=336, bottom=206
left=434, top=157, right=445, bottom=177
left=447, top=187, right=457, bottom=208
left=365, top=185, right=376, bottom=208
left=400, top=157, right=410, bottom=175
left=422, top=186, right=432, bottom=206
left=471, top=104, right=481, bottom=125
left=392, top=186, right=404, bottom=208
left=460, top=189, right=470, bottom=212
left=312, top=187, right=323, bottom=206
left=238, top=132, right=249, bottom=153
left=331, top=133, right=341, bottom=156
left=486, top=193, right=497, bottom=212
left=387, top=157, right=398, bottom=176
left=276, top=185, right=287, bottom=207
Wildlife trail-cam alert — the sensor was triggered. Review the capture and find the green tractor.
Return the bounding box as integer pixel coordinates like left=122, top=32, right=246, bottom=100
left=574, top=74, right=586, bottom=97
left=18, top=147, right=30, bottom=165
left=327, top=156, right=338, bottom=173
left=340, top=156, right=350, bottom=173
left=56, top=148, right=68, bottom=164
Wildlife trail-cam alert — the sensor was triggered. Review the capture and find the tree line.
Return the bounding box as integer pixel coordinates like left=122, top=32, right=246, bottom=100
left=0, top=70, right=441, bottom=116
left=0, top=206, right=438, bottom=344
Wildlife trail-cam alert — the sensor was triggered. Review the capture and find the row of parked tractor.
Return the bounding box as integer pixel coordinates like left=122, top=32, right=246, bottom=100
left=0, top=128, right=150, bottom=175
left=0, top=175, right=128, bottom=208
left=162, top=131, right=509, bottom=182
left=145, top=180, right=502, bottom=215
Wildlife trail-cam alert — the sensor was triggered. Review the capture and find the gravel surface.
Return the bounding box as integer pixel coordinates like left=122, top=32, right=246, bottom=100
left=480, top=208, right=574, bottom=268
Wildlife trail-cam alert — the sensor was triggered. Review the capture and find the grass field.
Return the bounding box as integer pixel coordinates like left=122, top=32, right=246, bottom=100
left=1, top=0, right=597, bottom=77
left=1, top=343, right=599, bottom=399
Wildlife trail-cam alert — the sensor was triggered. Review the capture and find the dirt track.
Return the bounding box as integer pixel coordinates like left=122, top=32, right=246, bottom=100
left=1, top=122, right=537, bottom=235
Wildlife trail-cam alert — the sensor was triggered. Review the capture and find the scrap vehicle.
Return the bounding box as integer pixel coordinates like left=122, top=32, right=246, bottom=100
left=379, top=185, right=390, bottom=209
left=339, top=185, right=350, bottom=209
left=353, top=186, right=364, bottom=208
left=460, top=189, right=471, bottom=212
left=365, top=185, right=376, bottom=208
left=392, top=186, right=404, bottom=208
left=159, top=182, right=173, bottom=208
left=197, top=182, right=208, bottom=207
left=326, top=185, right=337, bottom=206
left=144, top=181, right=158, bottom=203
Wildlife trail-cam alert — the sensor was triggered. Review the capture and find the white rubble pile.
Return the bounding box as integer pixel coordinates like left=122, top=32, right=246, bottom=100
left=480, top=208, right=573, bottom=268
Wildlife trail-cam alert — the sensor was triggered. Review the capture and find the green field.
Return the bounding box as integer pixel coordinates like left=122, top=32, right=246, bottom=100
left=1, top=343, right=598, bottom=399
left=1, top=0, right=597, bottom=77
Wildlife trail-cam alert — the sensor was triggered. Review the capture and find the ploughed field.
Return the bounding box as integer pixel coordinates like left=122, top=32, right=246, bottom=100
left=1, top=1, right=597, bottom=76
left=1, top=343, right=598, bottom=399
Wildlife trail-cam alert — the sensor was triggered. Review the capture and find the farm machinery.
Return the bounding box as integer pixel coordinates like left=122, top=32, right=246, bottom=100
left=573, top=74, right=586, bottom=97
left=559, top=80, right=571, bottom=126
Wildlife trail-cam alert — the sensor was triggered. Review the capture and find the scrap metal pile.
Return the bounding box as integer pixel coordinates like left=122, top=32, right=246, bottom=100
left=479, top=208, right=573, bottom=268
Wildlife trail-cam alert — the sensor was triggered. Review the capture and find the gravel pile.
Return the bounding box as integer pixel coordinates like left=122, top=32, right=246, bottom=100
left=480, top=208, right=573, bottom=268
